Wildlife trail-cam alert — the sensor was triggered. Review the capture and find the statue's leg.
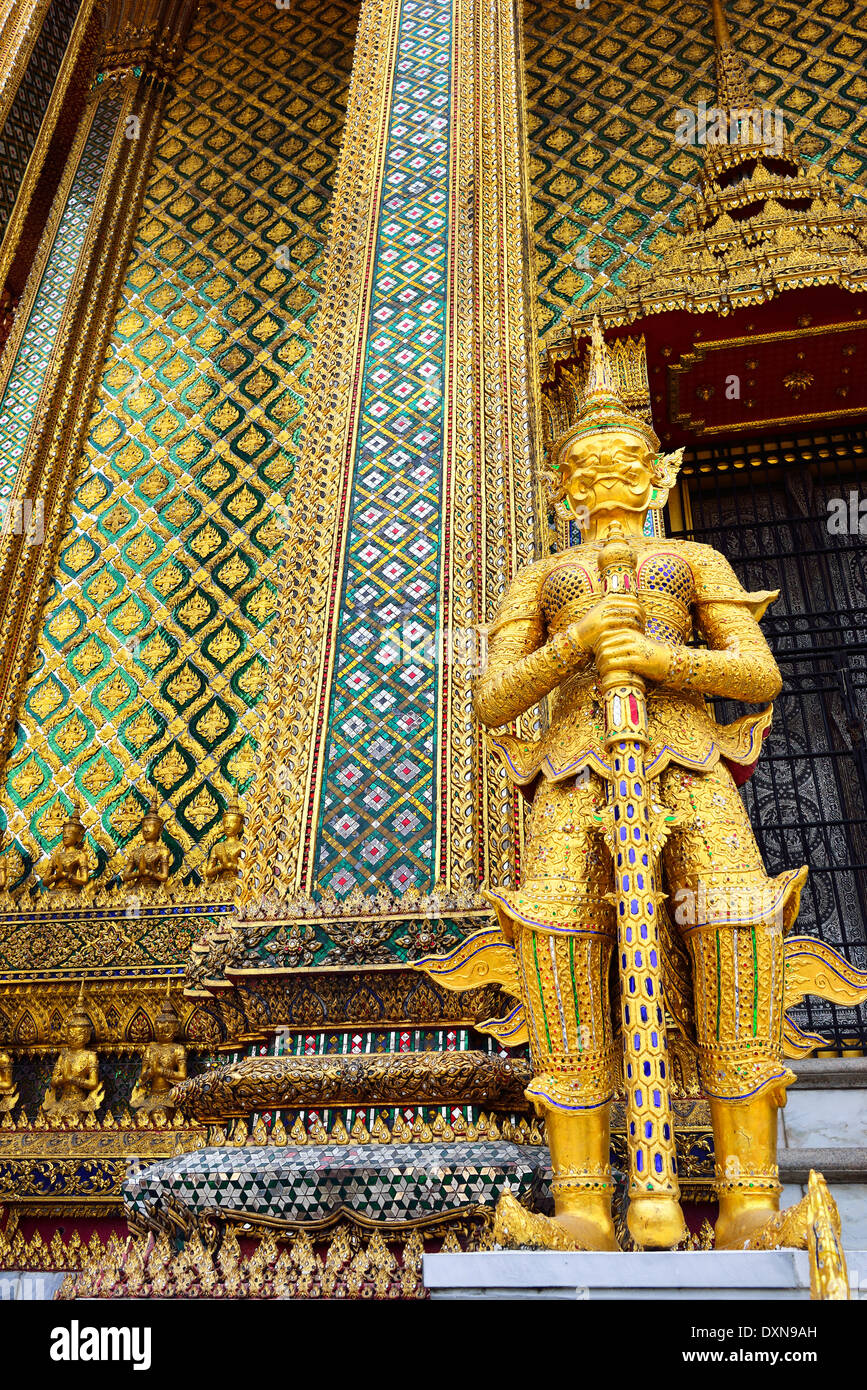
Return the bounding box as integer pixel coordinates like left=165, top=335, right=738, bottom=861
left=661, top=761, right=806, bottom=1250
left=496, top=774, right=619, bottom=1250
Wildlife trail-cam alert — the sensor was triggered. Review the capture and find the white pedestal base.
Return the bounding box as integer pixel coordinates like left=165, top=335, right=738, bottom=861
left=423, top=1249, right=843, bottom=1300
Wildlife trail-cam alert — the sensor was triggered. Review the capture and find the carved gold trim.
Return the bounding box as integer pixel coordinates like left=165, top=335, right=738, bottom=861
left=0, top=0, right=53, bottom=135
left=172, top=1049, right=534, bottom=1120
left=678, top=406, right=867, bottom=437
left=0, top=0, right=102, bottom=291
left=465, top=0, right=541, bottom=892
left=0, top=977, right=203, bottom=1048
left=689, top=321, right=866, bottom=352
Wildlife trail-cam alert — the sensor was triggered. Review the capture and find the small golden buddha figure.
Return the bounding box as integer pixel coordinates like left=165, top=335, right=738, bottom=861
left=42, top=803, right=90, bottom=893
left=203, top=800, right=245, bottom=882
left=130, top=988, right=187, bottom=1113
left=0, top=1047, right=18, bottom=1113
left=123, top=799, right=171, bottom=890
left=43, top=984, right=104, bottom=1116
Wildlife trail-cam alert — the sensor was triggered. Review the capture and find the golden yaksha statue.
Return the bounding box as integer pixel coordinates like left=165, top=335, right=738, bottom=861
left=419, top=320, right=813, bottom=1253
left=130, top=985, right=187, bottom=1113
left=42, top=802, right=90, bottom=893
left=43, top=983, right=104, bottom=1116
left=0, top=1047, right=18, bottom=1113
left=123, top=798, right=171, bottom=890
left=203, top=799, right=245, bottom=882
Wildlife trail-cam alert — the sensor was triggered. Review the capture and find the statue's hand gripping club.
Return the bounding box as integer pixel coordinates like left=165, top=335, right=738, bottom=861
left=595, top=523, right=687, bottom=1249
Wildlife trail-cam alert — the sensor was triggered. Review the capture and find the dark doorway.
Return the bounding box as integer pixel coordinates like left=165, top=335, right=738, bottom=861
left=670, top=427, right=867, bottom=1049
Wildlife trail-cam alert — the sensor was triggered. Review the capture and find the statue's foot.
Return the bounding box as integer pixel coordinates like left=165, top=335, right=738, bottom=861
left=627, top=1195, right=688, bottom=1250
left=553, top=1207, right=620, bottom=1252
left=716, top=1202, right=792, bottom=1251
left=493, top=1193, right=618, bottom=1251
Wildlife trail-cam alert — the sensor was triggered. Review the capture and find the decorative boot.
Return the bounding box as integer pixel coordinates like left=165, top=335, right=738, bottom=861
left=710, top=1090, right=784, bottom=1249
left=544, top=1105, right=619, bottom=1250
left=493, top=1105, right=619, bottom=1251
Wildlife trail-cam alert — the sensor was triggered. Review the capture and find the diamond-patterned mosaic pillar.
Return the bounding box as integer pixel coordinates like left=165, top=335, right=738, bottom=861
left=0, top=0, right=198, bottom=756
left=237, top=0, right=543, bottom=961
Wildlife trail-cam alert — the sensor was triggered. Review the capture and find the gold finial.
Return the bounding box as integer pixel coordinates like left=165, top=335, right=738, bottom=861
left=710, top=0, right=757, bottom=109
left=584, top=315, right=618, bottom=400
left=711, top=0, right=732, bottom=49
left=707, top=0, right=794, bottom=166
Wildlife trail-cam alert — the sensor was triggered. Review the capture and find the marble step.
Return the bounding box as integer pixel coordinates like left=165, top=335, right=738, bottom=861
left=781, top=1059, right=867, bottom=1152
left=422, top=1248, right=852, bottom=1300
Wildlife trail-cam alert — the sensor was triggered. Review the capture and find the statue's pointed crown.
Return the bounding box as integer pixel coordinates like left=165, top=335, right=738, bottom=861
left=552, top=317, right=660, bottom=461
left=66, top=979, right=91, bottom=1031
left=545, top=320, right=684, bottom=519
left=157, top=978, right=179, bottom=1026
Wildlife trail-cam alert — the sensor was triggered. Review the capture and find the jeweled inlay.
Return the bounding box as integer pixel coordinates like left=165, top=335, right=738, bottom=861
left=314, top=0, right=453, bottom=900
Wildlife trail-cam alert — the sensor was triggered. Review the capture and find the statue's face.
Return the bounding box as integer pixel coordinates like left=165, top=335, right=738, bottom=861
left=224, top=812, right=243, bottom=837
left=561, top=428, right=655, bottom=522
left=155, top=1019, right=176, bottom=1042
left=142, top=816, right=162, bottom=843
left=62, top=824, right=83, bottom=848
left=67, top=1023, right=90, bottom=1048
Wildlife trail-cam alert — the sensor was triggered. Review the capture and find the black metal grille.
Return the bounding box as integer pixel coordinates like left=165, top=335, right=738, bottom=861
left=668, top=427, right=867, bottom=1050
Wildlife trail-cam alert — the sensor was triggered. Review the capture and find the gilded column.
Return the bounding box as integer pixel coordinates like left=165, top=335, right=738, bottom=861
left=0, top=0, right=102, bottom=344
left=236, top=0, right=540, bottom=952
left=0, top=0, right=197, bottom=752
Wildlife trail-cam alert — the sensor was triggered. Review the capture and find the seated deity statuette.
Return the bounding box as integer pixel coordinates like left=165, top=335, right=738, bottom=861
left=203, top=800, right=245, bottom=881
left=43, top=984, right=104, bottom=1116
left=130, top=987, right=187, bottom=1113
left=123, top=798, right=172, bottom=890
left=0, top=1047, right=18, bottom=1113
left=42, top=803, right=90, bottom=893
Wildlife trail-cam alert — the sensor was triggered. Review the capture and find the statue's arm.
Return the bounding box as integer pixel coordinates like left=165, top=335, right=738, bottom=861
left=666, top=599, right=782, bottom=703
left=474, top=567, right=590, bottom=727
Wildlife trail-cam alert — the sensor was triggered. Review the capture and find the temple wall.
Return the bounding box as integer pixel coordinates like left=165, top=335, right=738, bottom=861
left=0, top=0, right=358, bottom=875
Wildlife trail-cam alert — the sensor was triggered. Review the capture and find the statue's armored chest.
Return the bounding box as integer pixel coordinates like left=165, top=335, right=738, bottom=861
left=541, top=547, right=696, bottom=645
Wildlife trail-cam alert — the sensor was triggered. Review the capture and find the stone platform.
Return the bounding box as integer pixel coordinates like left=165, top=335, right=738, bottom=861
left=423, top=1250, right=826, bottom=1300
left=124, top=1142, right=548, bottom=1226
